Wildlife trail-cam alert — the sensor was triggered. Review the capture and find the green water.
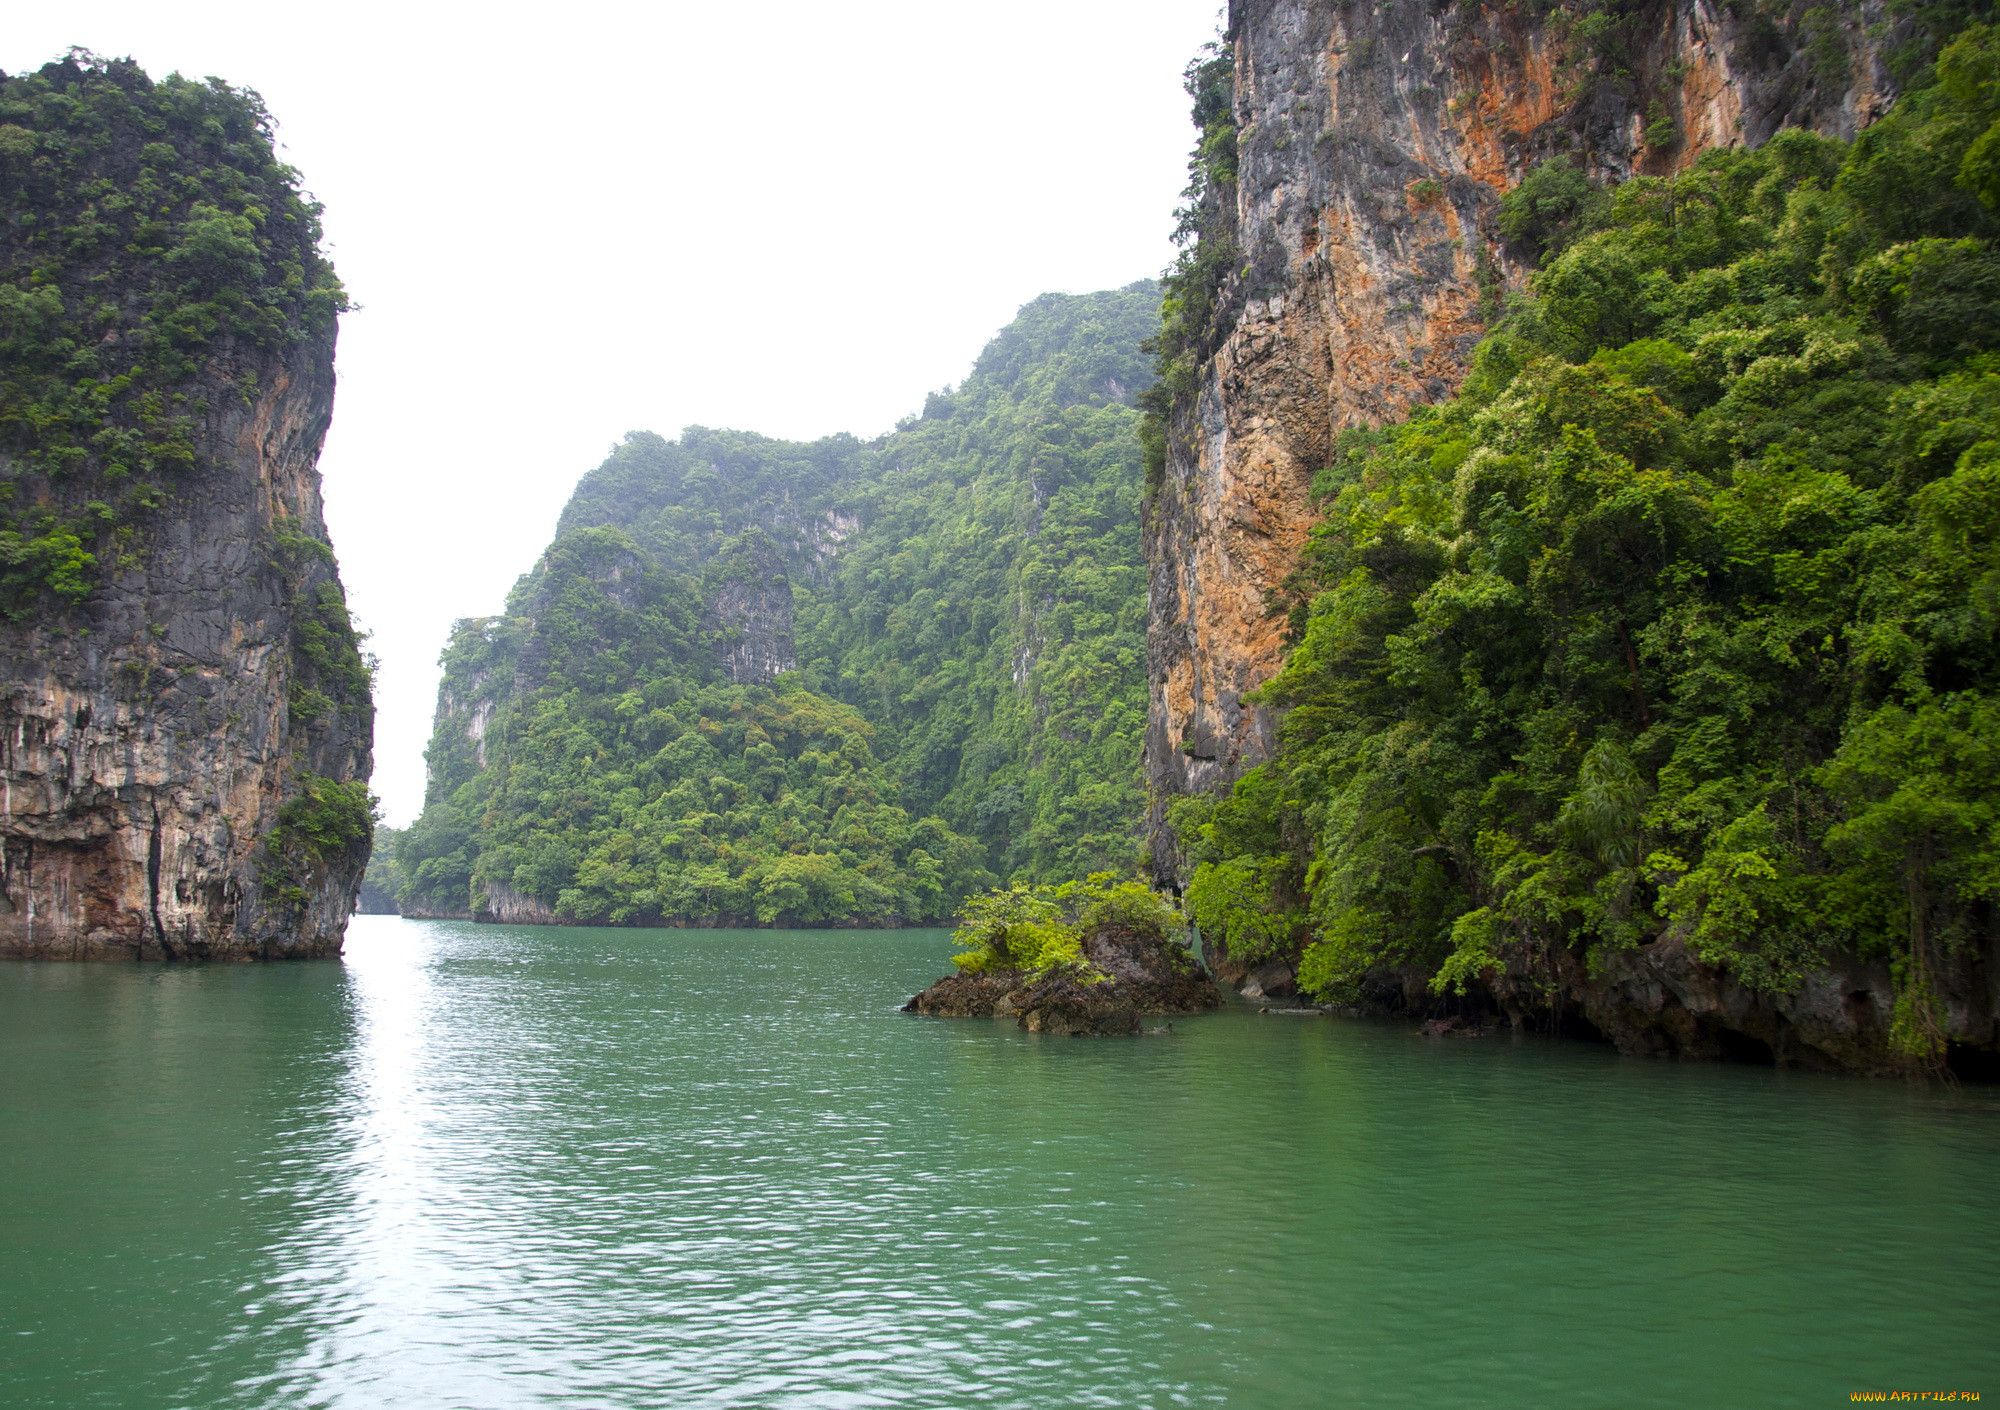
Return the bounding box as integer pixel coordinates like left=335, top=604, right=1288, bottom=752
left=2, top=918, right=1996, bottom=1408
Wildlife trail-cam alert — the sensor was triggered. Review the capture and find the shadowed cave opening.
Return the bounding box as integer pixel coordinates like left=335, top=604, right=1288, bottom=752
left=1947, top=1043, right=2000, bottom=1084
left=1713, top=1027, right=1777, bottom=1067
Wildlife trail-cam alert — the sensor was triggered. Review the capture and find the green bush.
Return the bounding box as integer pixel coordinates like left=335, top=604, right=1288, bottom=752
left=950, top=872, right=1183, bottom=979
left=263, top=774, right=374, bottom=904
left=1185, top=854, right=1300, bottom=962
left=1498, top=158, right=1612, bottom=266
left=951, top=886, right=1084, bottom=977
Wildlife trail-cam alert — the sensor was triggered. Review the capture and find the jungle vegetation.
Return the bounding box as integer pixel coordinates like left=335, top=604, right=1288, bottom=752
left=395, top=286, right=1159, bottom=926
left=0, top=51, right=347, bottom=614
left=358, top=825, right=406, bottom=913
left=1176, top=19, right=2000, bottom=1063
left=949, top=874, right=1182, bottom=982
left=794, top=287, right=1159, bottom=881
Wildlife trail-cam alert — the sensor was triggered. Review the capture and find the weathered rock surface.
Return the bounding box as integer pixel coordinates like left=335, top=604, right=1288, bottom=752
left=1079, top=925, right=1227, bottom=1014
left=0, top=356, right=368, bottom=961
left=1196, top=933, right=1302, bottom=1001
left=1238, top=959, right=1298, bottom=1002
left=903, top=969, right=1027, bottom=1017
left=1008, top=975, right=1142, bottom=1037
left=709, top=533, right=798, bottom=686
left=1146, top=0, right=1904, bottom=877
left=904, top=926, right=1222, bottom=1034
left=476, top=879, right=559, bottom=926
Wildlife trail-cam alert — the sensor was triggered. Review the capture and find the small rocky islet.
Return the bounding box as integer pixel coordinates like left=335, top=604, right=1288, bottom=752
left=904, top=924, right=1220, bottom=1036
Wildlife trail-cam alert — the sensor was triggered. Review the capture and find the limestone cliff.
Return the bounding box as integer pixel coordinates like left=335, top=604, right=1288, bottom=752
left=1146, top=0, right=1903, bottom=875
left=708, top=532, right=799, bottom=686
left=0, top=57, right=371, bottom=959
left=1142, top=1, right=2000, bottom=1077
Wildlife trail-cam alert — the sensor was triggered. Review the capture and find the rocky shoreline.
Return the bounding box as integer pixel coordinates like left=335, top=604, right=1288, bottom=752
left=1193, top=928, right=2000, bottom=1079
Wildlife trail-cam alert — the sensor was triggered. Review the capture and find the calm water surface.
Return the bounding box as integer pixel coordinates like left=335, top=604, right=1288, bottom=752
left=3, top=916, right=1996, bottom=1408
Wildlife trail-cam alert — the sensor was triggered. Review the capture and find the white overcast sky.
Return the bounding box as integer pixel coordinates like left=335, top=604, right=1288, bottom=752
left=10, top=0, right=1222, bottom=824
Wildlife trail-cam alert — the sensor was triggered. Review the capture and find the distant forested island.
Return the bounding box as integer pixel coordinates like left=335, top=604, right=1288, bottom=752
left=372, top=286, right=1157, bottom=927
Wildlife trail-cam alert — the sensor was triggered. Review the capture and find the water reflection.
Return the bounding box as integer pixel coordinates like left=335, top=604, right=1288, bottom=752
left=270, top=921, right=479, bottom=1405
left=3, top=917, right=1998, bottom=1409
left=278, top=920, right=1209, bottom=1408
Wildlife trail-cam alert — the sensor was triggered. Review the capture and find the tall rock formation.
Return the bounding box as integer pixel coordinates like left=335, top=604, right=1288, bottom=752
left=1145, top=0, right=1903, bottom=875
left=0, top=56, right=371, bottom=959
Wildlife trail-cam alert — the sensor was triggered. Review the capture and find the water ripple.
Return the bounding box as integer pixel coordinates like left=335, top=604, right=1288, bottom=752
left=3, top=917, right=1998, bottom=1407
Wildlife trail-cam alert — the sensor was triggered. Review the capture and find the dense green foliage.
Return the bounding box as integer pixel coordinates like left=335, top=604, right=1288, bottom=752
left=950, top=874, right=1181, bottom=980
left=795, top=286, right=1160, bottom=880
left=285, top=571, right=373, bottom=732
left=358, top=824, right=406, bottom=912
left=397, top=288, right=1160, bottom=925
left=1180, top=23, right=2000, bottom=1063
left=262, top=773, right=373, bottom=909
left=0, top=51, right=345, bottom=614
left=1498, top=158, right=1612, bottom=266
left=398, top=521, right=985, bottom=926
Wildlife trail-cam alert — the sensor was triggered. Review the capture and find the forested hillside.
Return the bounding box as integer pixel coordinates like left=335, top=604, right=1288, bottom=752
left=1175, top=20, right=2000, bottom=1069
left=396, top=284, right=1157, bottom=925
left=795, top=287, right=1158, bottom=879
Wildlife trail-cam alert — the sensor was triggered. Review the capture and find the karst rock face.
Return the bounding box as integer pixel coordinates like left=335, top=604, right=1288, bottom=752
left=0, top=57, right=372, bottom=959
left=1145, top=0, right=1900, bottom=876
left=0, top=343, right=370, bottom=959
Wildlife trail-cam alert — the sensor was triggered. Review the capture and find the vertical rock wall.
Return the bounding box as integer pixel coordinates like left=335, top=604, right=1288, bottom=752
left=710, top=534, right=799, bottom=686
left=0, top=338, right=369, bottom=958
left=1145, top=0, right=1901, bottom=876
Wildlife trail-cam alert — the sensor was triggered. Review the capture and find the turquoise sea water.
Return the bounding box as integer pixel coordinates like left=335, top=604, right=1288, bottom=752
left=2, top=915, right=1996, bottom=1408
